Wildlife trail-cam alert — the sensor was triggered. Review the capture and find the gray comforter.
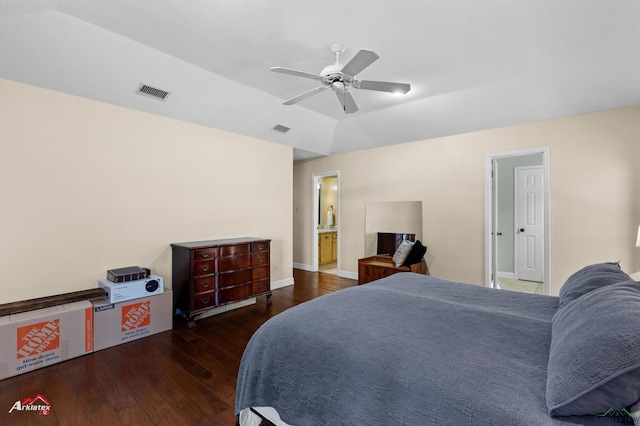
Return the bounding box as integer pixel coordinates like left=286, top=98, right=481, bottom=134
left=236, top=273, right=594, bottom=425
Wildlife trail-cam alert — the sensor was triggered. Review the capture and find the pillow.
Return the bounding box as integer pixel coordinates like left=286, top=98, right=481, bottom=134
left=403, top=240, right=427, bottom=266
left=392, top=240, right=414, bottom=267
left=546, top=281, right=640, bottom=417
left=558, top=262, right=631, bottom=309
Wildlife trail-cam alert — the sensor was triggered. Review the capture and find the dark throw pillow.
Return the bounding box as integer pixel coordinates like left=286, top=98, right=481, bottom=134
left=403, top=240, right=427, bottom=266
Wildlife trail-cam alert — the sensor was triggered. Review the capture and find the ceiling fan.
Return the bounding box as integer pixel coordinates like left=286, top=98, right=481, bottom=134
left=271, top=43, right=411, bottom=114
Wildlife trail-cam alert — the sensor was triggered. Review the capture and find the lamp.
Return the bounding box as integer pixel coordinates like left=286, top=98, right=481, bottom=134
left=637, top=225, right=640, bottom=247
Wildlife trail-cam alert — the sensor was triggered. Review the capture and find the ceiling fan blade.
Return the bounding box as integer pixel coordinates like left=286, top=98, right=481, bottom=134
left=283, top=86, right=329, bottom=105
left=357, top=80, right=411, bottom=94
left=335, top=90, right=358, bottom=114
left=340, top=50, right=379, bottom=76
left=271, top=67, right=323, bottom=81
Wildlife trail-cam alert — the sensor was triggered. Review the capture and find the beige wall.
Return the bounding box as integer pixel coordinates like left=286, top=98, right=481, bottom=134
left=0, top=79, right=293, bottom=304
left=293, top=106, right=640, bottom=295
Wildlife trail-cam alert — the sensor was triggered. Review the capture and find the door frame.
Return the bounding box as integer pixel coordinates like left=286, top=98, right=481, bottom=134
left=312, top=171, right=340, bottom=273
left=484, top=147, right=550, bottom=294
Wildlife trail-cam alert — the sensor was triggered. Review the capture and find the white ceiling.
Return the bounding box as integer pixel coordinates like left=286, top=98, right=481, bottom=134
left=2, top=0, right=639, bottom=160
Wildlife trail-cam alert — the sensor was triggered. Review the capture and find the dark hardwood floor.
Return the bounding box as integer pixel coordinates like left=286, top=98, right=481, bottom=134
left=0, top=270, right=355, bottom=426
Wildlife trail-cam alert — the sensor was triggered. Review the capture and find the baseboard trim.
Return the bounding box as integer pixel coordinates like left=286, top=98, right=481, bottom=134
left=293, top=262, right=314, bottom=271
left=271, top=277, right=294, bottom=290
left=338, top=270, right=358, bottom=280
left=194, top=297, right=256, bottom=320
left=292, top=263, right=357, bottom=281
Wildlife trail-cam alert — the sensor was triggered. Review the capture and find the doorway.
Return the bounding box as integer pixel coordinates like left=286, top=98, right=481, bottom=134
left=484, top=148, right=550, bottom=294
left=313, top=172, right=340, bottom=275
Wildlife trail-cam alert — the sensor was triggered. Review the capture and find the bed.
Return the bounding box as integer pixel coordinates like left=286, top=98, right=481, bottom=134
left=235, top=263, right=640, bottom=425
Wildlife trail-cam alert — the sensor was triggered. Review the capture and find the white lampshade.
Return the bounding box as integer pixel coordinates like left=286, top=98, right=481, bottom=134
left=637, top=225, right=640, bottom=248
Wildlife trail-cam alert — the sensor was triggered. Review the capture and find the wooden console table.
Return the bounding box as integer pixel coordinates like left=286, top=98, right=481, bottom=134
left=358, top=255, right=429, bottom=285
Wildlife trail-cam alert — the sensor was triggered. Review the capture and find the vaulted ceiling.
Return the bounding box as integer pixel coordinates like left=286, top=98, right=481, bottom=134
left=2, top=0, right=639, bottom=160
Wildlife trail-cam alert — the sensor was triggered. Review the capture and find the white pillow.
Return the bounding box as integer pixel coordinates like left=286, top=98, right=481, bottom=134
left=392, top=240, right=414, bottom=267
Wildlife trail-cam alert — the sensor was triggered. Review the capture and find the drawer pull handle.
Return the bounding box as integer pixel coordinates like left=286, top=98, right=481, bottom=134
left=258, top=271, right=264, bottom=276
left=201, top=281, right=210, bottom=288
left=201, top=297, right=210, bottom=304
left=258, top=257, right=264, bottom=262
left=201, top=251, right=209, bottom=258
left=201, top=264, right=210, bottom=272
left=257, top=285, right=264, bottom=291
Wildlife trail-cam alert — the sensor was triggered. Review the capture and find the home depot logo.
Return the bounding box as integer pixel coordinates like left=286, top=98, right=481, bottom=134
left=8, top=394, right=51, bottom=415
left=16, top=320, right=60, bottom=359
left=121, top=301, right=151, bottom=331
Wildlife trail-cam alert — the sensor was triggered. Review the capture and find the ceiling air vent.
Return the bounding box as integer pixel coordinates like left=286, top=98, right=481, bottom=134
left=136, top=83, right=171, bottom=101
left=272, top=124, right=290, bottom=134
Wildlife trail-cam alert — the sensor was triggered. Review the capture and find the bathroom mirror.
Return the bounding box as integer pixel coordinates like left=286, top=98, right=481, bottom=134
left=364, top=201, right=422, bottom=256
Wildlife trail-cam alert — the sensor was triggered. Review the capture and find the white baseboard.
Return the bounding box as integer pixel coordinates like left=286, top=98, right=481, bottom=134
left=338, top=270, right=358, bottom=280
left=293, top=262, right=314, bottom=271
left=292, top=263, right=357, bottom=281
left=271, top=277, right=294, bottom=290
left=194, top=297, right=256, bottom=320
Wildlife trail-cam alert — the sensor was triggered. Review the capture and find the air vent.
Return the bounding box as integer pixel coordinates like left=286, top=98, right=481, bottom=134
left=272, top=124, right=290, bottom=134
left=136, top=83, right=171, bottom=101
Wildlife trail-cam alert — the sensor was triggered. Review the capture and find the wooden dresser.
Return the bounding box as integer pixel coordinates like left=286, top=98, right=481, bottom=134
left=171, top=237, right=271, bottom=326
left=358, top=255, right=428, bottom=285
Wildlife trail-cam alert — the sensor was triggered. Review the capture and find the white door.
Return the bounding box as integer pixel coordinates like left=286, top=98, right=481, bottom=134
left=516, top=166, right=544, bottom=282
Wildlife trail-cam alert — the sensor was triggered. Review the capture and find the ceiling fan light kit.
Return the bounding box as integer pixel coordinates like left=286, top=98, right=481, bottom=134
left=271, top=43, right=411, bottom=114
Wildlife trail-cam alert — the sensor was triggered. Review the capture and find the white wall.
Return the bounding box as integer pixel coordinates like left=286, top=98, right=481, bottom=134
left=293, top=106, right=640, bottom=295
left=0, top=79, right=293, bottom=304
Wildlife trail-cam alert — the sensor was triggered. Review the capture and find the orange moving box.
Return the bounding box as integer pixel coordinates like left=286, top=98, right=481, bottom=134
left=0, top=301, right=93, bottom=380
left=92, top=289, right=172, bottom=351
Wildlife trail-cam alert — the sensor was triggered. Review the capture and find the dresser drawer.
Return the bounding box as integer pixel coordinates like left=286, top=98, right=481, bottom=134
left=218, top=269, right=251, bottom=289
left=219, top=254, right=250, bottom=271
left=194, top=292, right=216, bottom=310
left=193, top=247, right=217, bottom=261
left=194, top=276, right=215, bottom=293
left=218, top=284, right=252, bottom=305
left=193, top=259, right=216, bottom=276
left=252, top=241, right=269, bottom=252
left=252, top=266, right=269, bottom=281
left=251, top=251, right=269, bottom=266
left=220, top=244, right=250, bottom=257
left=252, top=280, right=269, bottom=295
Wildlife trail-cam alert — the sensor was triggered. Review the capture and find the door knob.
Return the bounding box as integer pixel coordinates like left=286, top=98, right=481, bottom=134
left=519, top=228, right=525, bottom=232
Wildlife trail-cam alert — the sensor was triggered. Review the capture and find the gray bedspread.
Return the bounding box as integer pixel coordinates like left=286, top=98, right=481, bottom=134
left=236, top=273, right=594, bottom=425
